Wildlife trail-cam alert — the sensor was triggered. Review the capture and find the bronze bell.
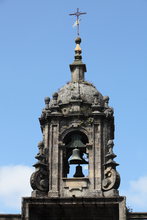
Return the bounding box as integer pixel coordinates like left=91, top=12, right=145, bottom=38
left=69, top=148, right=83, bottom=164
left=74, top=165, right=84, bottom=177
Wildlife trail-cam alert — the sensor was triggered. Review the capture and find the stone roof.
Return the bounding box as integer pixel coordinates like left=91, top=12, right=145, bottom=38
left=50, top=81, right=103, bottom=106
left=49, top=37, right=104, bottom=108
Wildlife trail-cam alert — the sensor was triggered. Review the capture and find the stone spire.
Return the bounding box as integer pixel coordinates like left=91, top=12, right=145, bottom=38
left=70, top=37, right=87, bottom=82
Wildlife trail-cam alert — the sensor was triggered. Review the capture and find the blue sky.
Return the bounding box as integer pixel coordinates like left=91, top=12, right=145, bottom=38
left=0, top=0, right=147, bottom=214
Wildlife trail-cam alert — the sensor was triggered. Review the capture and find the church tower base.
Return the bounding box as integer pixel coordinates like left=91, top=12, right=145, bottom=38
left=22, top=196, right=126, bottom=220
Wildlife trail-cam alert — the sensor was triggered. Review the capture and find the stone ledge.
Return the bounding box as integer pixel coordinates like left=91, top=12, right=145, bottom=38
left=0, top=214, right=21, bottom=220
left=22, top=196, right=125, bottom=205
left=128, top=212, right=147, bottom=219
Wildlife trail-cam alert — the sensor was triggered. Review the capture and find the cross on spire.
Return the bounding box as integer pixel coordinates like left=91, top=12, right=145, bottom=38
left=69, top=8, right=87, bottom=36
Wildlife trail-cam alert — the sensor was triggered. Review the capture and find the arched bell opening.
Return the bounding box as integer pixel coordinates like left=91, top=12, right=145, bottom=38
left=62, top=130, right=89, bottom=178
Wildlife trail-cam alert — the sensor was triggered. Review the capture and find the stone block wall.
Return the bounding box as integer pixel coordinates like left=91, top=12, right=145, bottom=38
left=0, top=214, right=21, bottom=220
left=127, top=212, right=147, bottom=219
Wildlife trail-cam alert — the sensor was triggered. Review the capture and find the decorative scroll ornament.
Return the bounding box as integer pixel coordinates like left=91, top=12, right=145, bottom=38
left=30, top=141, right=49, bottom=192
left=30, top=167, right=48, bottom=192
left=102, top=140, right=120, bottom=191
left=102, top=167, right=120, bottom=191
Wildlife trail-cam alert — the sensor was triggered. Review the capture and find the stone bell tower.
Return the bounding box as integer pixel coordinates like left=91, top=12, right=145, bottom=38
left=22, top=37, right=127, bottom=220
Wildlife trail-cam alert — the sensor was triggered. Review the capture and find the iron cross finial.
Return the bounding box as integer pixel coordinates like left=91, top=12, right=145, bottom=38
left=69, top=8, right=87, bottom=36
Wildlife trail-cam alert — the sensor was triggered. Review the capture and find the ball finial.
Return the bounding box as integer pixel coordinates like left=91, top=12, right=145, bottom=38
left=44, top=97, right=50, bottom=104
left=75, top=37, right=81, bottom=44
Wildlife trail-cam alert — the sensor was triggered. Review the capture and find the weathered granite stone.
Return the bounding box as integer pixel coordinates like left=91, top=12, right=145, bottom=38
left=51, top=81, right=103, bottom=106
left=22, top=197, right=126, bottom=220
left=0, top=215, right=21, bottom=220
left=23, top=36, right=126, bottom=220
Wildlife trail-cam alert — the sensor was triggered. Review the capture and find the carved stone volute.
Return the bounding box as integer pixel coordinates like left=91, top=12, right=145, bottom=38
left=30, top=141, right=49, bottom=196
left=102, top=140, right=120, bottom=196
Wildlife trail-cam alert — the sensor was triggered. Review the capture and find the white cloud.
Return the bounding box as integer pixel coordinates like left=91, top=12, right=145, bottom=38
left=0, top=165, right=34, bottom=213
left=122, top=176, right=147, bottom=211
left=1, top=165, right=147, bottom=213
